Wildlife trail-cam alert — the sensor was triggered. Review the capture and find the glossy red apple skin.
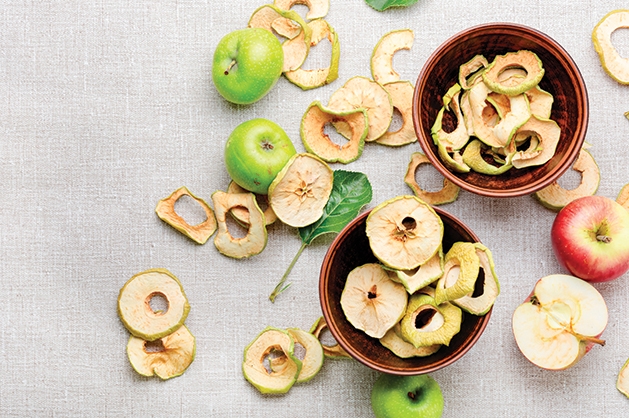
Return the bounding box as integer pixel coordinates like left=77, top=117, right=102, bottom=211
left=551, top=195, right=629, bottom=282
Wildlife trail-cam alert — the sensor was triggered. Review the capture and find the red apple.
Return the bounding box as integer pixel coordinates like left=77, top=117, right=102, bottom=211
left=551, top=195, right=629, bottom=282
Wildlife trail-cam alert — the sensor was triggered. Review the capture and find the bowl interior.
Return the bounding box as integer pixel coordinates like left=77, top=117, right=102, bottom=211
left=319, top=207, right=491, bottom=375
left=413, top=23, right=588, bottom=198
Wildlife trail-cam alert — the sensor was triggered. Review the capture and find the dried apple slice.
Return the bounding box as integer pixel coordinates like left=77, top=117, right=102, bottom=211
left=400, top=293, right=463, bottom=348
left=512, top=274, right=607, bottom=370
left=226, top=181, right=277, bottom=226
left=592, top=9, right=629, bottom=85
left=340, top=263, right=408, bottom=339
left=533, top=148, right=600, bottom=211
left=482, top=50, right=545, bottom=96
left=268, top=153, right=334, bottom=227
left=510, top=115, right=561, bottom=169
left=274, top=0, right=330, bottom=20
left=248, top=4, right=312, bottom=72
left=434, top=242, right=480, bottom=305
left=309, top=316, right=351, bottom=359
left=617, top=183, right=629, bottom=210
left=618, top=358, right=629, bottom=397
left=126, top=325, right=196, bottom=380
left=211, top=190, right=267, bottom=258
left=431, top=83, right=469, bottom=152
left=370, top=29, right=414, bottom=85
left=525, top=86, right=554, bottom=119
left=458, top=54, right=488, bottom=90
left=300, top=101, right=368, bottom=163
left=286, top=327, right=324, bottom=383
left=404, top=152, right=460, bottom=205
left=285, top=19, right=340, bottom=90
left=390, top=247, right=444, bottom=294
left=327, top=76, right=393, bottom=142
left=462, top=139, right=513, bottom=176
left=155, top=186, right=217, bottom=245
left=452, top=243, right=500, bottom=315
left=380, top=323, right=441, bottom=358
left=118, top=268, right=190, bottom=341
left=366, top=195, right=444, bottom=270
left=243, top=326, right=303, bottom=394
left=376, top=80, right=417, bottom=146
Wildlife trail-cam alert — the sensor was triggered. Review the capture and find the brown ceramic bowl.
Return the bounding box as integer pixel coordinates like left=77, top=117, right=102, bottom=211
left=319, top=207, right=491, bottom=375
left=412, top=23, right=588, bottom=198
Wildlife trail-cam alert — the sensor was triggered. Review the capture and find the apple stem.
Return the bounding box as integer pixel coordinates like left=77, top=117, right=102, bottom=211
left=596, top=234, right=612, bottom=243
left=224, top=60, right=236, bottom=75
left=269, top=242, right=307, bottom=303
left=577, top=333, right=606, bottom=346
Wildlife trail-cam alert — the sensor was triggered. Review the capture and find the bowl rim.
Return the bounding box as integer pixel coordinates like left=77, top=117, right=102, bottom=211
left=412, top=22, right=589, bottom=198
left=319, top=206, right=492, bottom=375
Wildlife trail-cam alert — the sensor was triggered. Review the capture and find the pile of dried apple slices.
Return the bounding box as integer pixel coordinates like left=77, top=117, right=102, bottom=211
left=340, top=195, right=499, bottom=358
left=117, top=269, right=195, bottom=380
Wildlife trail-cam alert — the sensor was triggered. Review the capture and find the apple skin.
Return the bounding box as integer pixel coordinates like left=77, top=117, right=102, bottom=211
left=224, top=118, right=296, bottom=195
left=212, top=28, right=284, bottom=105
left=551, top=195, right=629, bottom=282
left=371, top=373, right=444, bottom=418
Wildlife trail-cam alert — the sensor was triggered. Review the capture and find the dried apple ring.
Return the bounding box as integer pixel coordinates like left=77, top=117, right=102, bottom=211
left=309, top=316, right=351, bottom=359
left=458, top=54, right=488, bottom=90
left=286, top=327, right=324, bottom=383
left=248, top=4, right=312, bottom=72
left=510, top=115, right=561, bottom=169
left=593, top=9, right=629, bottom=85
left=328, top=76, right=393, bottom=142
left=404, top=152, right=460, bottom=206
left=300, top=101, right=368, bottom=163
left=285, top=18, right=340, bottom=90
left=380, top=323, right=441, bottom=358
left=126, top=324, right=196, bottom=380
left=431, top=83, right=469, bottom=151
left=376, top=81, right=417, bottom=146
left=273, top=0, right=330, bottom=20
left=155, top=186, right=217, bottom=245
left=211, top=190, right=267, bottom=258
left=370, top=29, right=414, bottom=85
left=118, top=268, right=190, bottom=341
left=533, top=148, right=600, bottom=211
left=226, top=181, right=277, bottom=226
left=268, top=153, right=334, bottom=227
left=482, top=50, right=545, bottom=96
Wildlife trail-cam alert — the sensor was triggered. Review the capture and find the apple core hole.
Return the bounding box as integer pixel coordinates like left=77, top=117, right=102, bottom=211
left=611, top=28, right=629, bottom=59
left=147, top=292, right=169, bottom=315
left=174, top=195, right=208, bottom=226
left=225, top=207, right=250, bottom=238
left=402, top=216, right=416, bottom=231
left=299, top=31, right=332, bottom=70
left=472, top=268, right=485, bottom=298
left=293, top=342, right=306, bottom=361
left=413, top=162, right=446, bottom=192
left=263, top=346, right=286, bottom=374
left=415, top=308, right=436, bottom=329
left=144, top=339, right=166, bottom=353
left=387, top=108, right=404, bottom=133
left=324, top=122, right=350, bottom=147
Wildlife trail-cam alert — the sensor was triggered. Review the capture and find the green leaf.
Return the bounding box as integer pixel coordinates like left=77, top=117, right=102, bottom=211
left=299, top=170, right=373, bottom=245
left=269, top=170, right=372, bottom=302
left=365, top=0, right=419, bottom=11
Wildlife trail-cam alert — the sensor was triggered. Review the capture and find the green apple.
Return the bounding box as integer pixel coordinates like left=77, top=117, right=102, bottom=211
left=371, top=373, right=444, bottom=418
left=224, top=118, right=296, bottom=195
left=212, top=28, right=284, bottom=105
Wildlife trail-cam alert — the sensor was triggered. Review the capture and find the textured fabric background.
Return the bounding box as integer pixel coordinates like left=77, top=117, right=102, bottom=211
left=1, top=0, right=629, bottom=416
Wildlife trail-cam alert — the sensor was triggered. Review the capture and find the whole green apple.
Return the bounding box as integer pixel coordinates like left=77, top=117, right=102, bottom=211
left=371, top=373, right=444, bottom=418
left=212, top=28, right=284, bottom=105
left=224, top=118, right=296, bottom=195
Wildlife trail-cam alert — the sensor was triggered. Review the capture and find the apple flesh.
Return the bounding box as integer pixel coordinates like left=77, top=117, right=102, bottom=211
left=512, top=274, right=607, bottom=370
left=224, top=118, right=296, bottom=195
left=551, top=195, right=629, bottom=282
left=371, top=373, right=444, bottom=418
left=212, top=28, right=284, bottom=105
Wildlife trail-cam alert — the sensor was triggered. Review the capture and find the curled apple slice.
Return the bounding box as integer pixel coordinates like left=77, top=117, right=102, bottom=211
left=400, top=293, right=463, bottom=348
left=617, top=358, right=629, bottom=398
left=274, top=0, right=330, bottom=20
left=431, top=83, right=470, bottom=152
left=593, top=9, right=629, bottom=85
left=452, top=243, right=500, bottom=316
left=376, top=81, right=417, bottom=147
left=404, top=152, right=460, bottom=206
left=458, top=54, right=488, bottom=90
left=286, top=327, right=324, bottom=383
left=340, top=263, right=408, bottom=339
left=510, top=115, right=561, bottom=169
left=434, top=242, right=480, bottom=305
left=370, top=29, right=414, bottom=85
left=268, top=153, right=334, bottom=227
left=211, top=190, right=267, bottom=258
left=118, top=268, right=190, bottom=341
left=380, top=323, right=441, bottom=358
left=126, top=325, right=196, bottom=380
left=226, top=181, right=277, bottom=226
left=309, top=316, right=351, bottom=359
left=155, top=186, right=217, bottom=245
left=390, top=248, right=444, bottom=295
left=533, top=148, right=600, bottom=211
left=300, top=101, right=368, bottom=163
left=243, top=327, right=302, bottom=394
left=512, top=274, right=608, bottom=370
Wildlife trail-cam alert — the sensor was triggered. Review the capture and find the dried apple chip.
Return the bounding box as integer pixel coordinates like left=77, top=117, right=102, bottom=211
left=617, top=183, right=629, bottom=210
left=155, top=186, right=217, bottom=245
left=274, top=0, right=330, bottom=20
left=268, top=153, right=334, bottom=227
left=285, top=18, right=340, bottom=90
left=286, top=327, right=324, bottom=383
left=118, top=268, right=190, bottom=342
left=404, top=152, right=460, bottom=205
left=226, top=181, right=277, bottom=226
left=211, top=190, right=267, bottom=258
left=126, top=325, right=196, bottom=380
left=482, top=50, right=545, bottom=96
left=376, top=81, right=417, bottom=146
left=370, top=29, right=414, bottom=85
left=593, top=9, right=629, bottom=85
left=458, top=55, right=488, bottom=90
left=327, top=76, right=393, bottom=142
left=533, top=148, right=600, bottom=211
left=380, top=323, right=441, bottom=358
left=300, top=101, right=368, bottom=163
left=309, top=316, right=351, bottom=359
